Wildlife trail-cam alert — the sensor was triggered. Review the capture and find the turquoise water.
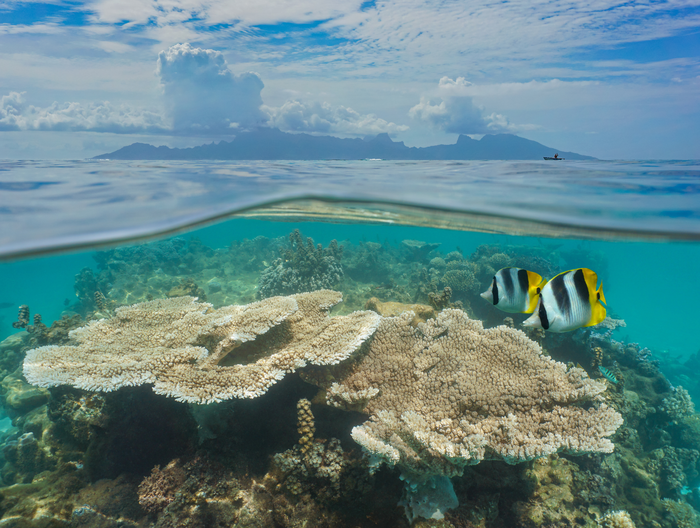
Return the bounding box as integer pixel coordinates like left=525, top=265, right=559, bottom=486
left=1, top=159, right=700, bottom=527
left=3, top=218, right=698, bottom=357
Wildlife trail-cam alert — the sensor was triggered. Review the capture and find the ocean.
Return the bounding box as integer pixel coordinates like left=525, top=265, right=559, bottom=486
left=0, top=158, right=699, bottom=527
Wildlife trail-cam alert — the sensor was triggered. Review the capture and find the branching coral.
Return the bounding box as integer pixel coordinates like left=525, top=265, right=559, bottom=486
left=23, top=291, right=380, bottom=404
left=258, top=229, right=344, bottom=298
left=661, top=386, right=696, bottom=422
left=307, top=309, right=623, bottom=478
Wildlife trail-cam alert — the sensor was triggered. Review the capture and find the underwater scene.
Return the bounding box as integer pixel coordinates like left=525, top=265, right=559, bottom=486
left=1, top=160, right=700, bottom=528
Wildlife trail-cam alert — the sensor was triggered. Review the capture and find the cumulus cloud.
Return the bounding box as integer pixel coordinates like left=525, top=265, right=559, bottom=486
left=264, top=100, right=408, bottom=136
left=409, top=76, right=534, bottom=134
left=156, top=43, right=266, bottom=133
left=0, top=92, right=168, bottom=133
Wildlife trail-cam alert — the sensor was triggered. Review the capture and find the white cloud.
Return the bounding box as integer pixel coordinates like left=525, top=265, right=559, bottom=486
left=0, top=92, right=168, bottom=133
left=88, top=0, right=364, bottom=28
left=325, top=0, right=700, bottom=80
left=264, top=100, right=408, bottom=136
left=156, top=43, right=266, bottom=133
left=96, top=41, right=135, bottom=54
left=409, top=76, right=536, bottom=134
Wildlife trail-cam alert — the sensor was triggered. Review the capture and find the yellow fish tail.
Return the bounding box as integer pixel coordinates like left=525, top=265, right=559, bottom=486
left=525, top=270, right=545, bottom=313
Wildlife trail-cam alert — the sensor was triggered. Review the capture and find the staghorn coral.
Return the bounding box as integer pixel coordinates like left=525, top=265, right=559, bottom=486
left=308, top=309, right=623, bottom=478
left=23, top=291, right=380, bottom=404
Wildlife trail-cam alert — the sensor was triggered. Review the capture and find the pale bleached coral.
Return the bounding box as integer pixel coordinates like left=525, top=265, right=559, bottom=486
left=308, top=309, right=623, bottom=477
left=598, top=510, right=636, bottom=528
left=24, top=291, right=380, bottom=404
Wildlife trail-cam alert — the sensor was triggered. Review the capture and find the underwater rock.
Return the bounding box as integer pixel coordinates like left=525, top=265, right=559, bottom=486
left=23, top=291, right=379, bottom=404
left=138, top=459, right=186, bottom=514
left=1, top=372, right=49, bottom=415
left=365, top=297, right=435, bottom=325
left=0, top=332, right=30, bottom=380
left=512, top=455, right=596, bottom=528
left=166, top=277, right=207, bottom=301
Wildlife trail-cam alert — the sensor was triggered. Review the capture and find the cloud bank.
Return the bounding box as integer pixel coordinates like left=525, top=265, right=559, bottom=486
left=264, top=100, right=408, bottom=136
left=0, top=92, right=167, bottom=133
left=409, top=77, right=534, bottom=134
left=1, top=43, right=408, bottom=139
left=157, top=43, right=267, bottom=133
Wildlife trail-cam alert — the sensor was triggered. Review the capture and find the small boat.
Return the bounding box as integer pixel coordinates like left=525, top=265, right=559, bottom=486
left=544, top=156, right=565, bottom=160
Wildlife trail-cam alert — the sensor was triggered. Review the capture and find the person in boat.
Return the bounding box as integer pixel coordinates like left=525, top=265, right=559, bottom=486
left=554, top=153, right=558, bottom=159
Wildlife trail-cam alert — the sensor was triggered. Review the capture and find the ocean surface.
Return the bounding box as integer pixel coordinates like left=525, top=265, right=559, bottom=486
left=1, top=159, right=700, bottom=527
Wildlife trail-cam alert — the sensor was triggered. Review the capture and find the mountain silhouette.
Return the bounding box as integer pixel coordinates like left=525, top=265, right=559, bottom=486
left=94, top=128, right=595, bottom=160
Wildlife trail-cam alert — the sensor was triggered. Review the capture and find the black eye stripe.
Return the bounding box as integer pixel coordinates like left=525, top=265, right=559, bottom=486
left=492, top=277, right=499, bottom=305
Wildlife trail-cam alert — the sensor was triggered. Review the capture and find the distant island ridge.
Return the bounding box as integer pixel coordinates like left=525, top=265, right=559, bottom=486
left=94, top=128, right=595, bottom=160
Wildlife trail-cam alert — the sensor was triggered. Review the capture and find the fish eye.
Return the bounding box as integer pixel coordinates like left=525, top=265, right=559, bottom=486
left=537, top=288, right=541, bottom=294
left=597, top=293, right=600, bottom=300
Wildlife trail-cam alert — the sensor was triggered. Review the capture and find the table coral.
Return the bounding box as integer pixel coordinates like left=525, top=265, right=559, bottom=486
left=307, top=309, right=623, bottom=478
left=23, top=291, right=380, bottom=404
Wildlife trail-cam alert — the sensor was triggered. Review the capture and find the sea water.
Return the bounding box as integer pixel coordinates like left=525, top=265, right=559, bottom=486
left=0, top=159, right=699, bottom=527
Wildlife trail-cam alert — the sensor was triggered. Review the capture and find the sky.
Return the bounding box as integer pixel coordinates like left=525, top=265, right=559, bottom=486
left=0, top=0, right=699, bottom=159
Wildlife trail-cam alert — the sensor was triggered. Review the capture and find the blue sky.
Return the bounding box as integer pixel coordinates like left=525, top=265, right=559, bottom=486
left=1, top=0, right=699, bottom=159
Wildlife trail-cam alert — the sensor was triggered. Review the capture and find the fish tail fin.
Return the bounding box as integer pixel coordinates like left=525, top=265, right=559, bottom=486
left=524, top=271, right=544, bottom=313
left=587, top=281, right=607, bottom=326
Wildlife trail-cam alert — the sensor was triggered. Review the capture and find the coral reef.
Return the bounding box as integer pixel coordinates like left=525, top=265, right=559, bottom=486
left=3, top=232, right=700, bottom=528
left=598, top=509, right=636, bottom=528
left=258, top=229, right=344, bottom=298
left=24, top=291, right=379, bottom=403
left=304, top=308, right=622, bottom=513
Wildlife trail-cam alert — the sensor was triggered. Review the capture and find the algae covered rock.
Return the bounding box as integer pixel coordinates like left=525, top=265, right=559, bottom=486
left=1, top=372, right=49, bottom=415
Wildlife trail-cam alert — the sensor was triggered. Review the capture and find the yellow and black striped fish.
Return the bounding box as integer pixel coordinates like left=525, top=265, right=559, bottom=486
left=523, top=268, right=606, bottom=333
left=480, top=267, right=545, bottom=314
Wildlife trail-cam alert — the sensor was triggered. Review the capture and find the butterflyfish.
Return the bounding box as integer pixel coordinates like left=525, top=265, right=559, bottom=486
left=522, top=268, right=606, bottom=333
left=480, top=267, right=545, bottom=314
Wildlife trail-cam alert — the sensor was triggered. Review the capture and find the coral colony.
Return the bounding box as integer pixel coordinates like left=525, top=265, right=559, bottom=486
left=0, top=229, right=698, bottom=527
